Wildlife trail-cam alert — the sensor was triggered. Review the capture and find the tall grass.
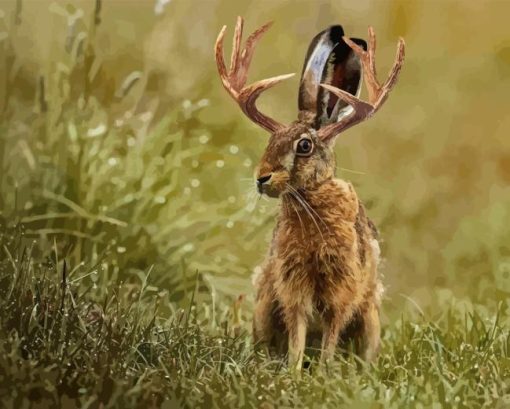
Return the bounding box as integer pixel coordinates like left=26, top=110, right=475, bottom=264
left=1, top=0, right=509, bottom=307
left=0, top=0, right=275, bottom=305
left=0, top=224, right=509, bottom=408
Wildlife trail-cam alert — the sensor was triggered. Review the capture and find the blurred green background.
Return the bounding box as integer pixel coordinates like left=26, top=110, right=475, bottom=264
left=1, top=0, right=510, bottom=313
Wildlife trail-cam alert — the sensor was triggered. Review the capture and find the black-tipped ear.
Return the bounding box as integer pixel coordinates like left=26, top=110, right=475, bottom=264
left=298, top=26, right=366, bottom=129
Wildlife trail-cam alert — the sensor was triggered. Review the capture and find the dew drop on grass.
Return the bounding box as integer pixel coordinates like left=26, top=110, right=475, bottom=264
left=243, top=158, right=252, bottom=167
left=191, top=179, right=200, bottom=188
left=140, top=111, right=153, bottom=123
left=117, top=246, right=126, bottom=254
left=229, top=145, right=239, bottom=154
left=87, top=124, right=106, bottom=138
left=226, top=221, right=234, bottom=229
left=197, top=99, right=209, bottom=108
left=154, top=0, right=171, bottom=15
left=199, top=134, right=209, bottom=144
left=183, top=243, right=194, bottom=253
left=216, top=160, right=224, bottom=168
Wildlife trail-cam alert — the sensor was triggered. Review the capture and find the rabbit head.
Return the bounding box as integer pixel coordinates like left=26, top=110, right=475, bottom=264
left=215, top=17, right=405, bottom=198
left=254, top=25, right=366, bottom=197
left=254, top=124, right=334, bottom=197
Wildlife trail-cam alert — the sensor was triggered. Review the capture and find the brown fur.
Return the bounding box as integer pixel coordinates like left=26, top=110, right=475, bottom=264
left=214, top=18, right=404, bottom=368
left=252, top=120, right=383, bottom=368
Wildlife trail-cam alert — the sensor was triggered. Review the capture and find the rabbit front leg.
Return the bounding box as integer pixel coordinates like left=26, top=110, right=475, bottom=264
left=276, top=263, right=312, bottom=370
left=253, top=291, right=274, bottom=345
left=320, top=305, right=354, bottom=363
left=252, top=260, right=278, bottom=347
left=320, top=310, right=344, bottom=362
left=284, top=306, right=307, bottom=370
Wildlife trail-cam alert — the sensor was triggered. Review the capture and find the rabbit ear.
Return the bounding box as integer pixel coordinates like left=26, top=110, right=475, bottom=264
left=298, top=26, right=367, bottom=129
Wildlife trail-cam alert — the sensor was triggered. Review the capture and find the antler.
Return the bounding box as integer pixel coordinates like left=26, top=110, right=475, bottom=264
left=215, top=17, right=295, bottom=133
left=317, top=27, right=405, bottom=141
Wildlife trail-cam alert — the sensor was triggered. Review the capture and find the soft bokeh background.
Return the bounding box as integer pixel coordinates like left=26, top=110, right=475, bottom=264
left=1, top=0, right=510, bottom=315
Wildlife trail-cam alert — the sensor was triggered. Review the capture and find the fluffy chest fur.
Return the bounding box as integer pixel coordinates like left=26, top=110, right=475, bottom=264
left=276, top=178, right=359, bottom=269
left=271, top=178, right=371, bottom=310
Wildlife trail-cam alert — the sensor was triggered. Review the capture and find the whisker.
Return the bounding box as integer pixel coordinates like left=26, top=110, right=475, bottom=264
left=260, top=194, right=269, bottom=202
left=243, top=185, right=260, bottom=212
left=286, top=184, right=326, bottom=243
left=287, top=185, right=332, bottom=243
left=286, top=184, right=329, bottom=232
left=294, top=193, right=325, bottom=242
left=286, top=194, right=306, bottom=235
left=244, top=186, right=256, bottom=200
left=338, top=167, right=366, bottom=176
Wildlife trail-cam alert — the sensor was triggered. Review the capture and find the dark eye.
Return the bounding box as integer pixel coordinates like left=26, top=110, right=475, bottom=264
left=295, top=138, right=314, bottom=156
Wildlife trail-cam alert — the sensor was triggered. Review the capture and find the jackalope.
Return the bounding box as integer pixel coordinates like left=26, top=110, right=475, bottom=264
left=215, top=17, right=405, bottom=368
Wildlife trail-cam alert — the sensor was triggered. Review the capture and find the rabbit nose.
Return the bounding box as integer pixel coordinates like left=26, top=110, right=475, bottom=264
left=257, top=174, right=272, bottom=186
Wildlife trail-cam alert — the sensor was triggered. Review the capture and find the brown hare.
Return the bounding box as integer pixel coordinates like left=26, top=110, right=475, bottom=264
left=215, top=17, right=405, bottom=369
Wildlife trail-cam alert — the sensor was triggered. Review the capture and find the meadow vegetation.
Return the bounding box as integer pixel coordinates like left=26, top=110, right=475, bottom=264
left=0, top=0, right=509, bottom=407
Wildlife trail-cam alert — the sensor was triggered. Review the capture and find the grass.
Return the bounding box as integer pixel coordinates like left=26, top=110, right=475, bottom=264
left=1, top=223, right=509, bottom=408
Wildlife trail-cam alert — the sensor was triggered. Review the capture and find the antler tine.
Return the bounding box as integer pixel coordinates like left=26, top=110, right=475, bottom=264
left=215, top=25, right=237, bottom=97
left=317, top=27, right=405, bottom=141
left=237, top=21, right=273, bottom=87
left=238, top=73, right=296, bottom=128
left=368, top=26, right=377, bottom=78
left=215, top=17, right=294, bottom=133
left=383, top=37, right=405, bottom=93
left=230, top=16, right=243, bottom=76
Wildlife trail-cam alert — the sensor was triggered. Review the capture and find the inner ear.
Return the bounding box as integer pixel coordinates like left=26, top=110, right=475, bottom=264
left=319, top=38, right=367, bottom=124
left=298, top=26, right=367, bottom=130
left=298, top=26, right=345, bottom=125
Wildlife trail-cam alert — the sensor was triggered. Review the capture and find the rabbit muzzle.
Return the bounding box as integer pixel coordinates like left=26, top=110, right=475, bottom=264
left=255, top=169, right=290, bottom=198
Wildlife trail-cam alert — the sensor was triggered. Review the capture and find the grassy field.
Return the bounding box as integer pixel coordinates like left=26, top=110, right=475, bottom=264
left=1, top=223, right=509, bottom=408
left=1, top=0, right=510, bottom=407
